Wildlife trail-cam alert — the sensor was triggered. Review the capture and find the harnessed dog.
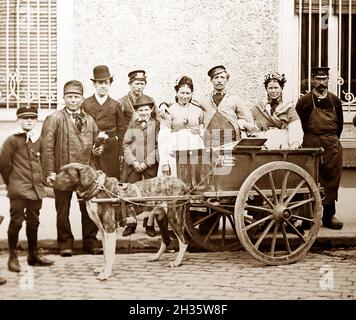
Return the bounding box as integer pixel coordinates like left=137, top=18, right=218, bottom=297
left=54, top=163, right=190, bottom=280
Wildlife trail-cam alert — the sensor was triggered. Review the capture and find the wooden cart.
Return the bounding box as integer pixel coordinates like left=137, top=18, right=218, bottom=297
left=176, top=142, right=323, bottom=265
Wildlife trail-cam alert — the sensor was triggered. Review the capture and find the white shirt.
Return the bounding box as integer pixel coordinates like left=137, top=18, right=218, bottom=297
left=95, top=94, right=108, bottom=106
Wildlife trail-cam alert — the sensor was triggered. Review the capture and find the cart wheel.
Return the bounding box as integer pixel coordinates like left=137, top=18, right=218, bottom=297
left=235, top=161, right=322, bottom=265
left=185, top=201, right=246, bottom=251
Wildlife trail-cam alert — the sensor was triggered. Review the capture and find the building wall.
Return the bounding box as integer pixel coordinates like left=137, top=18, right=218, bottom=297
left=72, top=0, right=280, bottom=106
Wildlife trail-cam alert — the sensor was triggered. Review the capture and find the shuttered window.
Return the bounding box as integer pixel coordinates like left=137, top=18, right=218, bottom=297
left=0, top=0, right=57, bottom=110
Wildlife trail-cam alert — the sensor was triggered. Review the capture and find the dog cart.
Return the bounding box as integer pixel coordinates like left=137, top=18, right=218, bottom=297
left=177, top=139, right=323, bottom=265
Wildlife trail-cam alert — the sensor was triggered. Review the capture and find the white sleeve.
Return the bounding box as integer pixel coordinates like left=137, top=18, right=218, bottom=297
left=288, top=119, right=304, bottom=146
left=157, top=121, right=173, bottom=165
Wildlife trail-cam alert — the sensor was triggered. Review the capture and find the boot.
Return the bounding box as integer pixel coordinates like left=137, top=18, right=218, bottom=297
left=8, top=250, right=20, bottom=272
left=27, top=226, right=54, bottom=266
left=27, top=249, right=54, bottom=266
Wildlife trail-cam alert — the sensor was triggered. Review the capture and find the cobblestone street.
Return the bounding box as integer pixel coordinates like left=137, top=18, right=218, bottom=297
left=0, top=249, right=355, bottom=300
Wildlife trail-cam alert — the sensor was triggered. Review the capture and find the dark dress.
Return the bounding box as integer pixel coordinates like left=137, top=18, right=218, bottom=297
left=296, top=91, right=343, bottom=219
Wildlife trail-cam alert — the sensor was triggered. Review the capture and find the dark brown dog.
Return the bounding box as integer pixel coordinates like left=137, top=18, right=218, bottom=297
left=54, top=163, right=189, bottom=280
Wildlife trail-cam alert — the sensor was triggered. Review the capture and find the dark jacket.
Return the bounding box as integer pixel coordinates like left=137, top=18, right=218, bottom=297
left=41, top=108, right=98, bottom=176
left=0, top=133, right=46, bottom=200
left=295, top=91, right=344, bottom=138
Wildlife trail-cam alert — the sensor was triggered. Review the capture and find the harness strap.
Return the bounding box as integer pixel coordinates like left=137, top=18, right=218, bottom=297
left=81, top=171, right=107, bottom=201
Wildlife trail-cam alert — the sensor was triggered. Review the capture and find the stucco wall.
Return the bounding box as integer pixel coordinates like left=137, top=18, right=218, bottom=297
left=72, top=0, right=280, bottom=106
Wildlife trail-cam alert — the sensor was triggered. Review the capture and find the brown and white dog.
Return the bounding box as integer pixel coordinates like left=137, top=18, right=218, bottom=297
left=54, top=163, right=190, bottom=280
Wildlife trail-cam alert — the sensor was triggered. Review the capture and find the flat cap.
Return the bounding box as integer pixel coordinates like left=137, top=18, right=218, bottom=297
left=207, top=65, right=227, bottom=78
left=133, top=94, right=154, bottom=109
left=17, top=105, right=38, bottom=118
left=128, top=70, right=147, bottom=83
left=311, top=66, right=330, bottom=78
left=63, top=80, right=84, bottom=96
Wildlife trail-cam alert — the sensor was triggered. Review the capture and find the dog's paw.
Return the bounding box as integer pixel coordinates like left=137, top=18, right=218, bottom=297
left=93, top=267, right=104, bottom=275
left=169, top=260, right=182, bottom=268
left=147, top=255, right=159, bottom=262
left=97, top=272, right=111, bottom=281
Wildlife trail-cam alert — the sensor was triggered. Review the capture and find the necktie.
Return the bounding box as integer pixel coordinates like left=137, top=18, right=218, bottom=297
left=72, top=113, right=83, bottom=131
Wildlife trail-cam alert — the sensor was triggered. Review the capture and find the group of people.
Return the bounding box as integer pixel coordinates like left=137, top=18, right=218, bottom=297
left=0, top=63, right=349, bottom=286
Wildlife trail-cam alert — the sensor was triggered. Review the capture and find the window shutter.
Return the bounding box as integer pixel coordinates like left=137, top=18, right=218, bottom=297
left=0, top=0, right=57, bottom=109
left=333, top=0, right=356, bottom=14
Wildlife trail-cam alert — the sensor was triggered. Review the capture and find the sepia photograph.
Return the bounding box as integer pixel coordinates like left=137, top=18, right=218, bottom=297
left=0, top=0, right=355, bottom=308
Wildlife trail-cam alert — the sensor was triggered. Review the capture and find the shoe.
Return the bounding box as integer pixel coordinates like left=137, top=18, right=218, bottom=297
left=145, top=226, right=156, bottom=237
left=8, top=251, right=20, bottom=273
left=83, top=247, right=103, bottom=255
left=323, top=216, right=344, bottom=230
left=28, top=252, right=54, bottom=266
left=0, top=277, right=6, bottom=285
left=60, top=249, right=73, bottom=257
left=122, top=226, right=136, bottom=237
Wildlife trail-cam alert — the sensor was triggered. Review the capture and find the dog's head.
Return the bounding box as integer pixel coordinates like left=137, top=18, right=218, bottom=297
left=53, top=163, right=98, bottom=196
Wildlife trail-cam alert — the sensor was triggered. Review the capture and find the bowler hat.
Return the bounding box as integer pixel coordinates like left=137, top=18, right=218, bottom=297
left=311, top=66, right=330, bottom=78
left=91, top=65, right=113, bottom=82
left=208, top=65, right=227, bottom=78
left=17, top=105, right=38, bottom=118
left=133, top=95, right=154, bottom=109
left=63, top=80, right=84, bottom=96
left=128, top=70, right=147, bottom=83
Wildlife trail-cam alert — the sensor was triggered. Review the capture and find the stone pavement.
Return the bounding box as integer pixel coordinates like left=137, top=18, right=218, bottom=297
left=0, top=249, right=355, bottom=300
left=0, top=186, right=355, bottom=252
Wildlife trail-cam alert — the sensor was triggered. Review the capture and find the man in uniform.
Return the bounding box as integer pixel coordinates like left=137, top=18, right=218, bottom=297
left=296, top=67, right=344, bottom=230
left=82, top=65, right=125, bottom=180
left=119, top=70, right=155, bottom=130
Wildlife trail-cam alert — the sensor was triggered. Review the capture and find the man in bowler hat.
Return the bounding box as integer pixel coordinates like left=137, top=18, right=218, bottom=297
left=296, top=67, right=344, bottom=229
left=82, top=65, right=125, bottom=180
left=41, top=80, right=103, bottom=256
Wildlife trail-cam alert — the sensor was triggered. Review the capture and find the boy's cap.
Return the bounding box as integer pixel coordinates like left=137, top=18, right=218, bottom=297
left=17, top=106, right=38, bottom=118
left=133, top=94, right=154, bottom=109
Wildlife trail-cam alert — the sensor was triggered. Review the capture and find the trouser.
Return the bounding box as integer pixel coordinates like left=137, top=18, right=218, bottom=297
left=54, top=190, right=99, bottom=250
left=322, top=202, right=336, bottom=221
left=122, top=164, right=159, bottom=228
left=7, top=198, right=42, bottom=251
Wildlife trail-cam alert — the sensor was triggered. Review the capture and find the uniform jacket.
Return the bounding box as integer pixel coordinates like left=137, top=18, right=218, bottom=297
left=0, top=132, right=46, bottom=199
left=41, top=108, right=98, bottom=176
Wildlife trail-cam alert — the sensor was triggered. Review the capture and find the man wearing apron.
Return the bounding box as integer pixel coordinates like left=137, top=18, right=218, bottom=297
left=296, top=67, right=344, bottom=230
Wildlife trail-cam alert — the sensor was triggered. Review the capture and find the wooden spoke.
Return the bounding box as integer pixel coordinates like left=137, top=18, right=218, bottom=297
left=252, top=185, right=274, bottom=208
left=279, top=171, right=290, bottom=202
left=203, top=217, right=220, bottom=242
left=284, top=180, right=305, bottom=206
left=254, top=219, right=275, bottom=250
left=221, top=215, right=226, bottom=247
left=281, top=223, right=291, bottom=254
left=192, top=211, right=218, bottom=228
left=244, top=204, right=273, bottom=214
left=242, top=214, right=273, bottom=232
left=227, top=214, right=237, bottom=236
left=268, top=171, right=278, bottom=204
left=285, top=220, right=307, bottom=243
left=270, top=222, right=280, bottom=257
left=290, top=215, right=315, bottom=223
left=287, top=197, right=315, bottom=210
